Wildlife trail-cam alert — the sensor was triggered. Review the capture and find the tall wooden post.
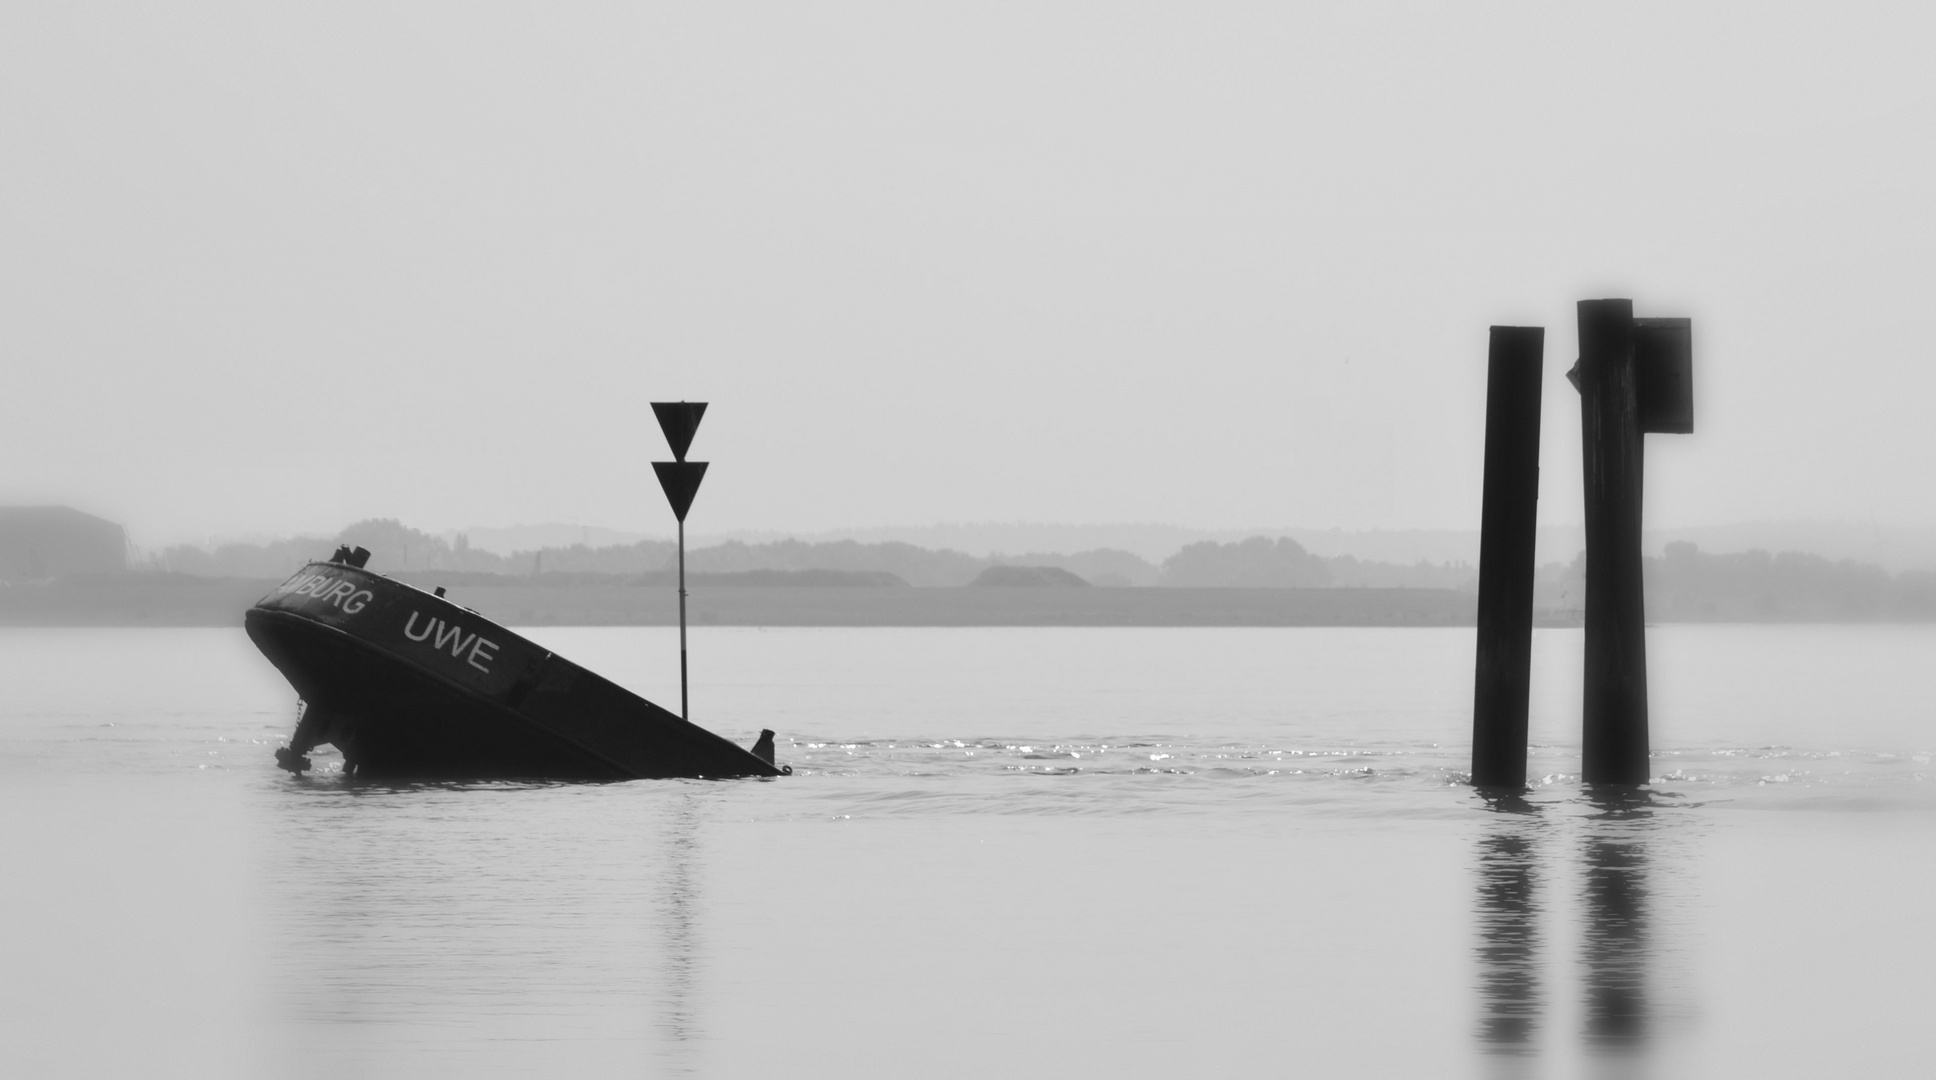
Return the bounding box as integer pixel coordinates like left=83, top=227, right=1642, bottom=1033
left=1576, top=300, right=1650, bottom=786
left=1471, top=326, right=1545, bottom=790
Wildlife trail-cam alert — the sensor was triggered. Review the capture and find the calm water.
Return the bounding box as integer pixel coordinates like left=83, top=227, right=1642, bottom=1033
left=3, top=625, right=1933, bottom=1078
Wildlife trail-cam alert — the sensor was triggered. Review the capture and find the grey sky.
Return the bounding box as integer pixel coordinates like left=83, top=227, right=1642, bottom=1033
left=4, top=1, right=1932, bottom=546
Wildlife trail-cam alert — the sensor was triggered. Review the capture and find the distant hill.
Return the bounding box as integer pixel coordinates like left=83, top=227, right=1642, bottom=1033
left=2, top=506, right=127, bottom=581
left=636, top=568, right=907, bottom=588
left=1163, top=536, right=1332, bottom=587
left=971, top=566, right=1091, bottom=587
left=439, top=523, right=657, bottom=556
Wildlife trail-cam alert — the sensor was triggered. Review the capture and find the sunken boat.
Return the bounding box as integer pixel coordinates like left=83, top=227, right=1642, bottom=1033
left=245, top=547, right=787, bottom=780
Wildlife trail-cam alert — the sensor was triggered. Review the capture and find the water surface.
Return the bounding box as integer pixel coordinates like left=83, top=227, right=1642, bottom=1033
left=2, top=625, right=1931, bottom=1078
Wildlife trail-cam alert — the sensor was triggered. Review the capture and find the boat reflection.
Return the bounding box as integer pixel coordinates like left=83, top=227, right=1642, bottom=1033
left=259, top=780, right=719, bottom=1074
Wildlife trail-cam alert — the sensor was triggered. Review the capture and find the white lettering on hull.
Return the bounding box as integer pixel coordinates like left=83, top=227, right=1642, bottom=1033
left=276, top=572, right=372, bottom=615
left=433, top=621, right=475, bottom=657
left=402, top=610, right=499, bottom=674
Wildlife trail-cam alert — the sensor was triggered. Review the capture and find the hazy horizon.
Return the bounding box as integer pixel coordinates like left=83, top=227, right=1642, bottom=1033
left=94, top=513, right=1936, bottom=572
left=7, top=4, right=1934, bottom=554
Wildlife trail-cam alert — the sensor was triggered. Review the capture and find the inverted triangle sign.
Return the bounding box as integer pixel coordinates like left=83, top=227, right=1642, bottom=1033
left=653, top=461, right=708, bottom=522
left=651, top=402, right=708, bottom=462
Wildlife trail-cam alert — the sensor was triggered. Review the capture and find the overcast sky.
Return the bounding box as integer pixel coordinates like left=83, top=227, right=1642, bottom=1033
left=4, top=1, right=1932, bottom=546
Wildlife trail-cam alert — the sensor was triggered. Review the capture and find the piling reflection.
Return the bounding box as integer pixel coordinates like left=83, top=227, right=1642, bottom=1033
left=1581, top=788, right=1655, bottom=1071
left=1474, top=787, right=1667, bottom=1077
left=1474, top=794, right=1545, bottom=1072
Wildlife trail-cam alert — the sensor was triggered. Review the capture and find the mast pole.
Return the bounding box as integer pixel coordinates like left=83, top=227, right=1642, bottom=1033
left=678, top=516, right=689, bottom=722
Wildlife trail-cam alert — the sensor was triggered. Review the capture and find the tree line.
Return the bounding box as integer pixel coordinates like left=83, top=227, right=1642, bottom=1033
left=142, top=520, right=1475, bottom=588
left=139, top=521, right=1936, bottom=617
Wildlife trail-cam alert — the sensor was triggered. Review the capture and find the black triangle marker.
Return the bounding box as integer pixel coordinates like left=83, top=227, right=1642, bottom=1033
left=650, top=402, right=708, bottom=462
left=653, top=461, right=708, bottom=522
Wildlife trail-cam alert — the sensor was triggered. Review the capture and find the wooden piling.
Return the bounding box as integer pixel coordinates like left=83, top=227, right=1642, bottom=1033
left=1576, top=299, right=1651, bottom=786
left=1471, top=326, right=1545, bottom=790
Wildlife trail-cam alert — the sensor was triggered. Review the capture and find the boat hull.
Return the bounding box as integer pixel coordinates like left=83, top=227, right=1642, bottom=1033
left=244, top=562, right=782, bottom=780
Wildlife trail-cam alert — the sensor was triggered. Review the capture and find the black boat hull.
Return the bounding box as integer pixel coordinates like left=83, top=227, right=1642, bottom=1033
left=245, top=563, right=782, bottom=780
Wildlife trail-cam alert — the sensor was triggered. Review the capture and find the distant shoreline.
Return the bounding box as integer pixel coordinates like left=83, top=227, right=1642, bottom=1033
left=3, top=574, right=1925, bottom=627
left=0, top=576, right=1480, bottom=628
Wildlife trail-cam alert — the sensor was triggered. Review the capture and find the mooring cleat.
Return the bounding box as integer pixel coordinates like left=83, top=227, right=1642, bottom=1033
left=274, top=746, right=312, bottom=774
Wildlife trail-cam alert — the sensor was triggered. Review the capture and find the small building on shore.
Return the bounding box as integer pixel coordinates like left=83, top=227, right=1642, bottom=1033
left=0, top=506, right=128, bottom=582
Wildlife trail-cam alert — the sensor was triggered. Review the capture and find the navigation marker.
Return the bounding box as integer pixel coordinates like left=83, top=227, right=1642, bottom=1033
left=652, top=461, right=708, bottom=522
left=651, top=401, right=708, bottom=462
left=650, top=401, right=710, bottom=724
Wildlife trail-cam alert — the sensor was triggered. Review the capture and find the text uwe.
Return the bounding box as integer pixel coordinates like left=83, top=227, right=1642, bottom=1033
left=402, top=610, right=500, bottom=674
